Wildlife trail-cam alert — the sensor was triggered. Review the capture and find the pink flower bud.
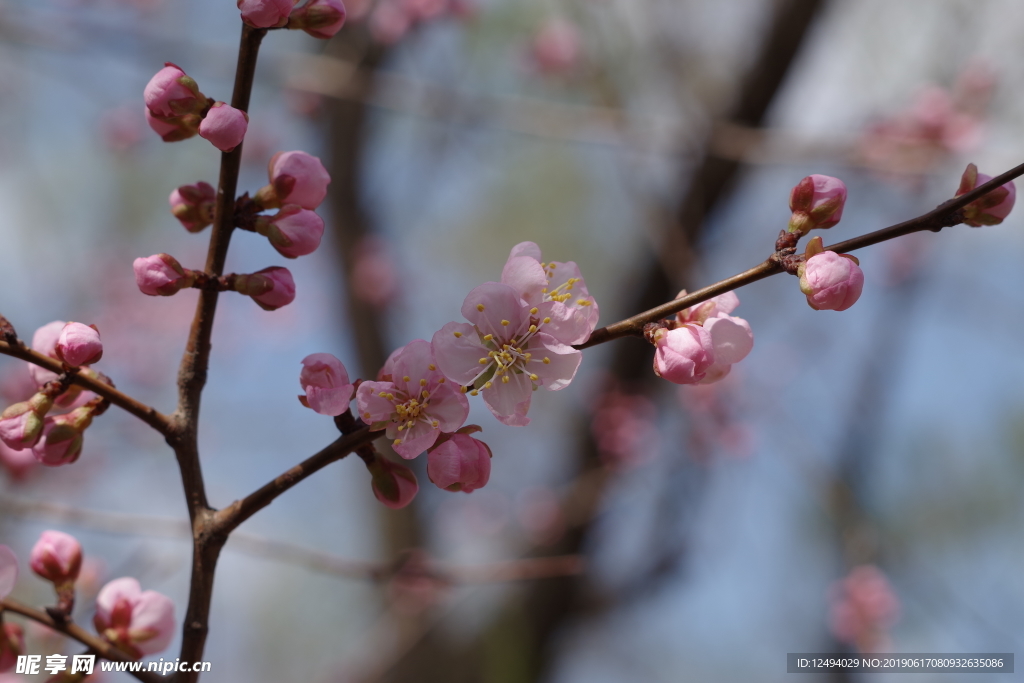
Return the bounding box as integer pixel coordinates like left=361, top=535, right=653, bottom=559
left=652, top=325, right=714, bottom=385
left=234, top=267, right=297, bottom=311
left=169, top=182, right=216, bottom=232
left=144, top=107, right=199, bottom=143
left=799, top=250, right=864, bottom=311
left=27, top=321, right=66, bottom=386
left=133, top=253, right=195, bottom=296
left=299, top=353, right=354, bottom=416
left=0, top=545, right=17, bottom=599
left=788, top=174, right=847, bottom=234
left=368, top=457, right=418, bottom=509
left=255, top=205, right=325, bottom=258
left=239, top=0, right=296, bottom=28
left=955, top=163, right=1016, bottom=227
left=143, top=63, right=202, bottom=118
left=94, top=577, right=175, bottom=657
left=30, top=530, right=82, bottom=587
left=32, top=407, right=94, bottom=467
left=260, top=150, right=331, bottom=210
left=289, top=0, right=347, bottom=38
left=199, top=103, right=249, bottom=153
left=55, top=323, right=103, bottom=368
left=427, top=433, right=491, bottom=492
left=0, top=393, right=53, bottom=450
left=530, top=18, right=581, bottom=74
left=0, top=623, right=23, bottom=672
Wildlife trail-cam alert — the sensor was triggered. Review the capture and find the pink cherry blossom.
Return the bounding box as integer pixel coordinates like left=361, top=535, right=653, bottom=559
left=94, top=577, right=176, bottom=657
left=264, top=151, right=331, bottom=210
left=255, top=205, right=325, bottom=258
left=238, top=266, right=296, bottom=311
left=238, top=0, right=295, bottom=28
left=143, top=63, right=199, bottom=118
left=500, top=241, right=598, bottom=345
left=32, top=413, right=87, bottom=467
left=368, top=457, right=418, bottom=509
left=956, top=163, right=1016, bottom=227
left=431, top=282, right=582, bottom=427
left=357, top=340, right=469, bottom=458
left=169, top=181, right=216, bottom=232
left=27, top=320, right=65, bottom=386
left=199, top=103, right=249, bottom=153
left=683, top=295, right=754, bottom=385
left=427, top=433, right=491, bottom=492
left=530, top=18, right=581, bottom=74
left=799, top=251, right=864, bottom=311
left=289, top=0, right=347, bottom=39
left=30, top=530, right=82, bottom=586
left=0, top=623, right=23, bottom=672
left=299, top=353, right=354, bottom=416
left=133, top=254, right=194, bottom=296
left=788, top=174, right=847, bottom=234
left=0, top=545, right=17, bottom=599
left=652, top=324, right=714, bottom=385
left=829, top=565, right=900, bottom=654
left=56, top=323, right=103, bottom=368
left=369, top=1, right=411, bottom=44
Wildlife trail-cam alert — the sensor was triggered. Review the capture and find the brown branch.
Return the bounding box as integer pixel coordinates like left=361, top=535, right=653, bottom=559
left=577, top=160, right=1024, bottom=350
left=0, top=339, right=170, bottom=434
left=1, top=598, right=162, bottom=683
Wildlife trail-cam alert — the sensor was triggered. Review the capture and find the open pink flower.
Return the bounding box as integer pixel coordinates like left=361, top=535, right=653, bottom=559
left=94, top=577, right=175, bottom=657
left=260, top=151, right=331, bottom=210
left=676, top=291, right=753, bottom=384
left=56, top=323, right=103, bottom=368
left=652, top=325, right=714, bottom=385
left=234, top=266, right=296, bottom=311
left=199, top=103, right=249, bottom=153
left=357, top=340, right=469, bottom=458
left=143, top=63, right=201, bottom=118
left=799, top=249, right=864, bottom=311
left=431, top=282, right=582, bottom=427
left=133, top=254, right=195, bottom=297
left=254, top=205, right=325, bottom=258
left=289, top=0, right=347, bottom=38
left=169, top=182, right=216, bottom=232
left=368, top=457, right=418, bottom=509
left=299, top=353, right=353, bottom=416
left=0, top=545, right=17, bottom=599
left=427, top=433, right=491, bottom=492
left=788, top=174, right=847, bottom=234
left=500, top=241, right=598, bottom=345
left=956, top=163, right=1016, bottom=227
left=239, top=0, right=296, bottom=27
left=30, top=530, right=82, bottom=587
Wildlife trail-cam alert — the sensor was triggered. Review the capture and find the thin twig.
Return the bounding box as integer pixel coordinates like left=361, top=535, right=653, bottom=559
left=1, top=598, right=162, bottom=683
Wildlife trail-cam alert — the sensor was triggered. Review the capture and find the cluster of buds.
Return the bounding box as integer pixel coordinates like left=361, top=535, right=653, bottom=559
left=238, top=0, right=347, bottom=38
left=144, top=64, right=248, bottom=152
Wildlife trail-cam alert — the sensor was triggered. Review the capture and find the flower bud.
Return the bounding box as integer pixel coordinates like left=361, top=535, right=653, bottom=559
left=143, top=63, right=203, bottom=118
left=0, top=545, right=17, bottom=599
left=651, top=324, right=714, bottom=385
left=27, top=321, right=66, bottom=386
left=426, top=433, right=491, bottom=492
left=288, top=0, right=347, bottom=38
left=238, top=0, right=296, bottom=28
left=94, top=577, right=175, bottom=657
left=0, top=393, right=54, bottom=450
left=233, top=267, right=296, bottom=311
left=56, top=323, right=103, bottom=368
left=133, top=254, right=196, bottom=297
left=955, top=163, right=1017, bottom=227
left=299, top=353, right=354, bottom=416
left=254, top=205, right=325, bottom=258
left=170, top=182, right=216, bottom=233
left=788, top=174, right=847, bottom=234
left=32, top=406, right=94, bottom=467
left=199, top=103, right=249, bottom=153
left=256, top=151, right=331, bottom=210
left=0, top=623, right=23, bottom=672
left=798, top=243, right=864, bottom=311
left=30, top=530, right=82, bottom=588
left=368, top=456, right=418, bottom=509
left=145, top=107, right=200, bottom=143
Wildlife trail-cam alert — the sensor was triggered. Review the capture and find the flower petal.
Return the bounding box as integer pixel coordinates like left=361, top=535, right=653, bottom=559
left=501, top=256, right=547, bottom=305
left=356, top=381, right=398, bottom=424
left=425, top=383, right=470, bottom=432
left=461, top=282, right=526, bottom=339
left=482, top=371, right=532, bottom=426
left=527, top=334, right=582, bottom=390
left=703, top=315, right=753, bottom=365
left=393, top=419, right=439, bottom=459
left=432, top=322, right=490, bottom=385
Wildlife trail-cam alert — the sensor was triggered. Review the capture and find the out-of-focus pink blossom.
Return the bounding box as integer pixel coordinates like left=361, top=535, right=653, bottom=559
left=432, top=282, right=582, bottom=427
left=652, top=325, right=714, bottom=385
left=955, top=162, right=1016, bottom=227
left=590, top=382, right=658, bottom=469
left=0, top=545, right=17, bottom=599
left=368, top=456, right=419, bottom=509
left=100, top=105, right=144, bottom=153
left=199, top=103, right=249, bottom=153
left=427, top=432, right=491, bottom=492
left=94, top=577, right=175, bottom=657
left=369, top=1, right=411, bottom=44
left=27, top=321, right=66, bottom=386
left=351, top=236, right=399, bottom=307
left=289, top=0, right=346, bottom=38
left=169, top=182, right=216, bottom=233
left=530, top=18, right=581, bottom=74
left=133, top=254, right=195, bottom=297
left=143, top=63, right=201, bottom=118
left=799, top=244, right=864, bottom=312
left=829, top=565, right=899, bottom=653
left=56, top=323, right=103, bottom=368
left=788, top=174, right=847, bottom=234
left=0, top=441, right=36, bottom=480
left=0, top=623, right=23, bottom=672
left=258, top=151, right=331, bottom=210
left=402, top=0, right=445, bottom=21
left=234, top=267, right=297, bottom=311
left=515, top=487, right=565, bottom=546
left=239, top=0, right=296, bottom=27
left=254, top=205, right=324, bottom=258
left=30, top=530, right=82, bottom=588
left=357, top=340, right=469, bottom=457
left=299, top=353, right=354, bottom=416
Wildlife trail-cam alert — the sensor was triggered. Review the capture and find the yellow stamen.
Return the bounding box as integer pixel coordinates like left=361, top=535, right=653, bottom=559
left=543, top=317, right=551, bottom=324
left=378, top=391, right=388, bottom=398
left=393, top=439, right=402, bottom=445
left=502, top=375, right=510, bottom=384
left=403, top=376, right=411, bottom=382
left=543, top=357, right=550, bottom=364
left=501, top=319, right=510, bottom=326
left=438, top=377, right=446, bottom=383
left=479, top=358, right=488, bottom=365
left=476, top=303, right=485, bottom=312
left=431, top=420, right=439, bottom=428
left=529, top=325, right=537, bottom=333
left=470, top=390, right=479, bottom=396
left=529, top=373, right=538, bottom=381
left=363, top=412, right=371, bottom=420
left=530, top=307, right=539, bottom=315
left=419, top=378, right=427, bottom=386
left=483, top=334, right=493, bottom=341
left=428, top=364, right=436, bottom=371
left=484, top=381, right=492, bottom=389
left=454, top=331, right=463, bottom=338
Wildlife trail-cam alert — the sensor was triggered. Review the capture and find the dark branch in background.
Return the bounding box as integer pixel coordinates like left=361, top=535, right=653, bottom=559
left=1, top=598, right=162, bottom=683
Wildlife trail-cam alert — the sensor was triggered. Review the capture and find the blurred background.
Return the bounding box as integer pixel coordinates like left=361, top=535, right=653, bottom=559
left=1, top=0, right=1023, bottom=680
